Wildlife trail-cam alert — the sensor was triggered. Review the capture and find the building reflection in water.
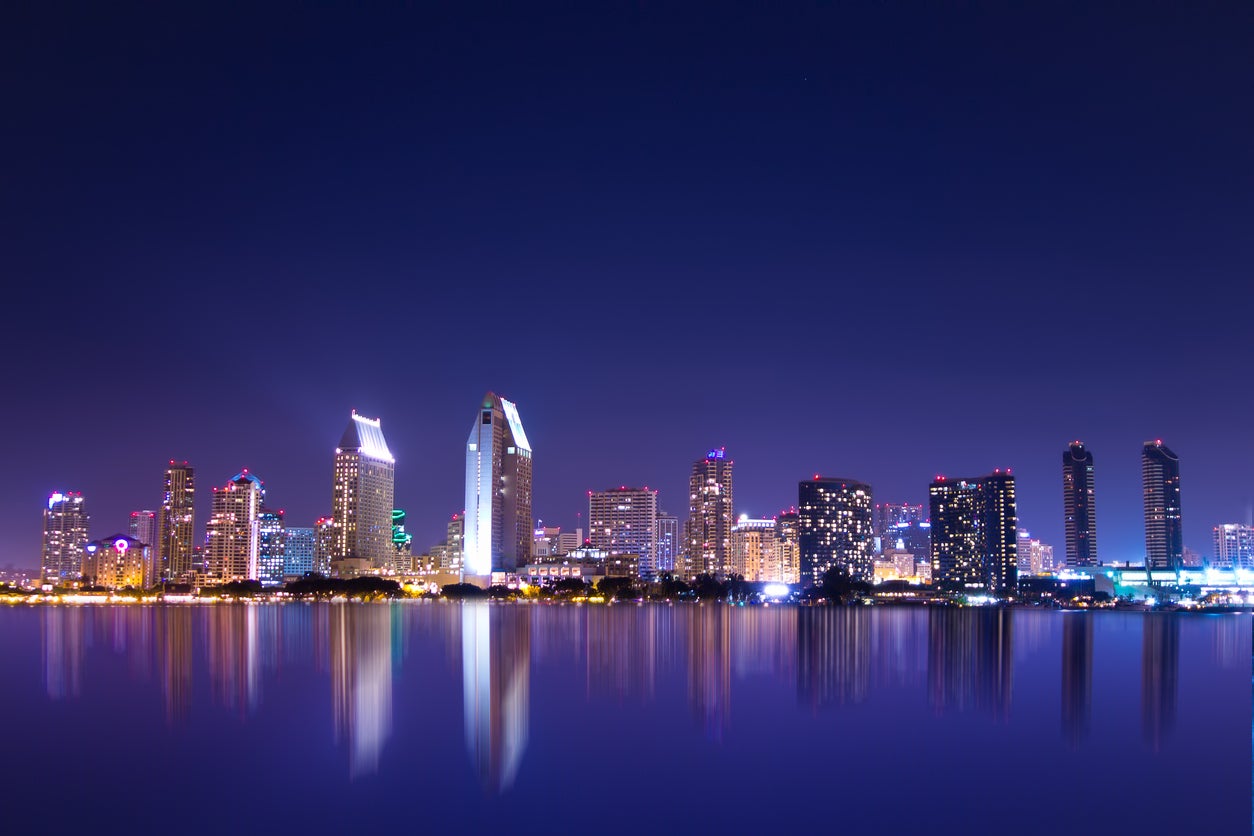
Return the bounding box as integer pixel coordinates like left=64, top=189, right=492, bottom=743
left=1141, top=614, right=1179, bottom=751
left=796, top=607, right=871, bottom=709
left=732, top=606, right=796, bottom=681
left=330, top=603, right=395, bottom=778
left=586, top=605, right=658, bottom=702
left=1060, top=614, right=1092, bottom=747
left=927, top=608, right=1013, bottom=719
left=462, top=603, right=531, bottom=793
left=156, top=606, right=192, bottom=725
left=207, top=606, right=264, bottom=715
left=42, top=607, right=87, bottom=700
left=686, top=604, right=731, bottom=740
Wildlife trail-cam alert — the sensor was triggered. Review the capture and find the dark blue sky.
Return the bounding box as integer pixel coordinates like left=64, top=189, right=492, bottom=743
left=4, top=2, right=1252, bottom=566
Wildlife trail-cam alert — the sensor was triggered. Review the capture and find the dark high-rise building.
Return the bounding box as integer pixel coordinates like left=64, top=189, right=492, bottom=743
left=257, top=507, right=285, bottom=585
left=1141, top=440, right=1182, bottom=571
left=589, top=488, right=659, bottom=579
left=874, top=503, right=924, bottom=552
left=686, top=449, right=734, bottom=578
left=159, top=462, right=195, bottom=583
left=929, top=471, right=1018, bottom=595
left=1062, top=441, right=1098, bottom=567
left=128, top=510, right=157, bottom=551
left=797, top=477, right=874, bottom=586
left=655, top=512, right=680, bottom=576
left=284, top=526, right=316, bottom=577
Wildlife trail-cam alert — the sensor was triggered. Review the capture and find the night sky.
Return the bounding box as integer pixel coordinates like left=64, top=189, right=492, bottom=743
left=4, top=3, right=1252, bottom=567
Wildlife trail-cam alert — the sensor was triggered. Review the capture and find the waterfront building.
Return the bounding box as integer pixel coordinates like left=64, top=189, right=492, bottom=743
left=443, top=513, right=465, bottom=571
left=532, top=525, right=561, bottom=558
left=464, top=393, right=533, bottom=579
left=257, top=507, right=285, bottom=585
left=1212, top=524, right=1254, bottom=570
left=392, top=509, right=413, bottom=566
left=731, top=516, right=778, bottom=581
left=1142, top=440, right=1182, bottom=571
left=41, top=492, right=89, bottom=583
left=1016, top=528, right=1058, bottom=575
left=655, top=513, right=680, bottom=575
left=159, top=461, right=195, bottom=582
left=331, top=412, right=397, bottom=572
left=589, top=487, right=659, bottom=579
left=556, top=529, right=583, bottom=556
left=314, top=516, right=334, bottom=575
left=687, top=448, right=734, bottom=578
left=1182, top=546, right=1203, bottom=568
left=84, top=534, right=153, bottom=589
left=775, top=510, right=801, bottom=585
left=1062, top=441, right=1098, bottom=566
left=128, top=511, right=157, bottom=552
left=929, top=471, right=1018, bottom=595
left=285, top=526, right=316, bottom=577
left=797, top=477, right=874, bottom=585
left=205, top=471, right=264, bottom=582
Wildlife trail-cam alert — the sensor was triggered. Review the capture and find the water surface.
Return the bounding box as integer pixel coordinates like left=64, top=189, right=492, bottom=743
left=2, top=604, right=1248, bottom=834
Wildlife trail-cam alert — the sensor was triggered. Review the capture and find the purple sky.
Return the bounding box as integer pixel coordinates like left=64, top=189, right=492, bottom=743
left=4, top=3, right=1252, bottom=566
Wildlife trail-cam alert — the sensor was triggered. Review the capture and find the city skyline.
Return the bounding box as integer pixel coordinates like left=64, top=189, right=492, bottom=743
left=4, top=4, right=1252, bottom=571
left=21, top=416, right=1253, bottom=575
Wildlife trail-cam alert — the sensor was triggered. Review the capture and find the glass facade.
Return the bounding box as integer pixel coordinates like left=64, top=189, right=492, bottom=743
left=797, top=477, right=874, bottom=585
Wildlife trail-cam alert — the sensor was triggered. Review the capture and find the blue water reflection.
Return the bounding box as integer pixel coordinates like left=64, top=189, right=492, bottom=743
left=5, top=604, right=1248, bottom=833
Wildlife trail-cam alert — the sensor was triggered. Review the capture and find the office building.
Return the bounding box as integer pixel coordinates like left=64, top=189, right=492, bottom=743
left=332, top=411, right=397, bottom=571
left=464, top=393, right=533, bottom=578
left=314, top=516, right=335, bottom=575
left=655, top=513, right=680, bottom=576
left=589, top=487, right=659, bottom=579
left=128, top=510, right=157, bottom=551
left=205, top=471, right=263, bottom=582
left=41, top=492, right=89, bottom=583
left=285, top=526, right=316, bottom=578
left=687, top=448, right=734, bottom=578
left=798, top=477, right=874, bottom=585
left=257, top=507, right=286, bottom=585
left=1213, top=524, right=1254, bottom=570
left=929, top=471, right=1018, bottom=594
left=731, top=515, right=777, bottom=582
left=1062, top=441, right=1098, bottom=567
left=1142, top=440, right=1182, bottom=571
left=159, top=462, right=195, bottom=582
left=875, top=503, right=924, bottom=552
left=775, top=510, right=801, bottom=585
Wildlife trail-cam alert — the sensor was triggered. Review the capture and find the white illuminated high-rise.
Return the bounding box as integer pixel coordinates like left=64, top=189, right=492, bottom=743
left=464, top=393, right=533, bottom=580
left=41, top=492, right=89, bottom=583
left=205, top=471, right=263, bottom=582
left=332, top=411, right=396, bottom=572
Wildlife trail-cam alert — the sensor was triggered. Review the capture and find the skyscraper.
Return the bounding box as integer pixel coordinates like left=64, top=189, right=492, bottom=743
left=929, top=471, right=1018, bottom=595
left=464, top=393, right=533, bottom=579
left=392, top=509, right=413, bottom=567
left=284, top=526, right=316, bottom=577
left=332, top=411, right=396, bottom=572
left=589, top=487, right=659, bottom=579
left=257, top=507, right=286, bottom=585
left=205, top=471, right=263, bottom=582
left=1062, top=441, right=1098, bottom=567
left=128, top=510, right=157, bottom=551
left=1212, top=523, right=1253, bottom=570
left=159, top=462, right=195, bottom=583
left=314, top=516, right=335, bottom=575
left=775, top=510, right=801, bottom=585
left=1141, top=440, right=1182, bottom=572
left=797, top=477, right=874, bottom=585
left=874, top=503, right=924, bottom=551
left=655, top=512, right=680, bottom=576
left=686, top=449, right=734, bottom=578
left=41, top=492, right=89, bottom=583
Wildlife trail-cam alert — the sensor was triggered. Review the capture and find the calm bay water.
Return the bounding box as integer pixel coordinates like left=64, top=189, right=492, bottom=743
left=0, top=603, right=1247, bottom=834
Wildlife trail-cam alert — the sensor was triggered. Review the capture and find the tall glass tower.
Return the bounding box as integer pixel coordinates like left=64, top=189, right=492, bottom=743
left=929, top=471, right=1018, bottom=595
left=1062, top=441, right=1098, bottom=567
left=464, top=393, right=533, bottom=579
left=686, top=449, right=734, bottom=578
left=1141, top=440, right=1182, bottom=571
left=332, top=412, right=396, bottom=571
